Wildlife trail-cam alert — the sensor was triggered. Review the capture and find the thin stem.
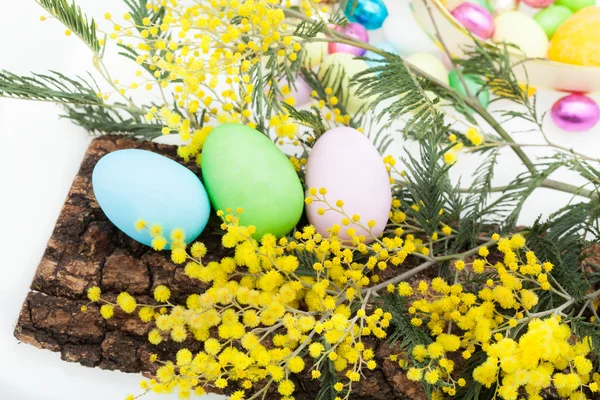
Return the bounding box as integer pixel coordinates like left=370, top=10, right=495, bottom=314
left=364, top=260, right=437, bottom=293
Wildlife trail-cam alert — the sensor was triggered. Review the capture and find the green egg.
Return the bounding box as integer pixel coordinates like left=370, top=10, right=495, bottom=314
left=554, top=0, right=594, bottom=12
left=448, top=70, right=490, bottom=113
left=534, top=5, right=573, bottom=39
left=201, top=123, right=304, bottom=239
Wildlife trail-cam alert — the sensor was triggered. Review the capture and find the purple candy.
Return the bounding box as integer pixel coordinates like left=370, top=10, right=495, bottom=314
left=551, top=93, right=600, bottom=132
left=451, top=3, right=495, bottom=39
left=328, top=23, right=369, bottom=56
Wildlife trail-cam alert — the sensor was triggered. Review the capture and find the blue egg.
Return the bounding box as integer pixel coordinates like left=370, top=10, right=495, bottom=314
left=92, top=149, right=210, bottom=248
left=364, top=42, right=399, bottom=69
left=344, top=0, right=389, bottom=30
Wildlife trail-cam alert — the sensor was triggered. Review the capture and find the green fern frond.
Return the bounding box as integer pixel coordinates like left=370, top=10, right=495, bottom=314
left=281, top=103, right=326, bottom=137
left=61, top=104, right=163, bottom=139
left=353, top=54, right=445, bottom=135
left=315, top=356, right=340, bottom=400
left=0, top=70, right=101, bottom=106
left=36, top=0, right=100, bottom=53
left=401, top=131, right=453, bottom=237
left=379, top=293, right=432, bottom=351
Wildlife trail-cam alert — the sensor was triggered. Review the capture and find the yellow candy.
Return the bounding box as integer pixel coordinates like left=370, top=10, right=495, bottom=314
left=548, top=6, right=600, bottom=67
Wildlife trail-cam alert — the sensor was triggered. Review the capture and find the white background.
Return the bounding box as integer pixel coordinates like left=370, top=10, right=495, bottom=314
left=0, top=0, right=599, bottom=399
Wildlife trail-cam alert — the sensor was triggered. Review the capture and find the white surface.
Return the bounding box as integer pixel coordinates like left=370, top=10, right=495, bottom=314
left=0, top=1, right=598, bottom=400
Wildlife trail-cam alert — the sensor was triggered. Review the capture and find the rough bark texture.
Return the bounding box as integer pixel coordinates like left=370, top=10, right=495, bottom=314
left=14, top=135, right=425, bottom=399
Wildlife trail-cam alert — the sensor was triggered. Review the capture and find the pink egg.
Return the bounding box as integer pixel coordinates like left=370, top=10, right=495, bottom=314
left=451, top=3, right=495, bottom=39
left=551, top=93, right=600, bottom=132
left=522, top=0, right=553, bottom=7
left=328, top=23, right=369, bottom=56
left=305, top=127, right=392, bottom=242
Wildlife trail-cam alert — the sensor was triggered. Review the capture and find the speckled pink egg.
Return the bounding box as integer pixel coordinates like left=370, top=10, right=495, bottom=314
left=305, top=127, right=392, bottom=242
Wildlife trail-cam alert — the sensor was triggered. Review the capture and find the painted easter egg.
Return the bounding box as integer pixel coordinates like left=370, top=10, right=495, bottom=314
left=201, top=123, right=304, bottom=239
left=302, top=33, right=328, bottom=69
left=329, top=23, right=369, bottom=57
left=451, top=3, right=495, bottom=39
left=533, top=5, right=573, bottom=38
left=279, top=75, right=312, bottom=106
left=449, top=70, right=490, bottom=110
left=548, top=7, right=600, bottom=66
left=92, top=149, right=210, bottom=247
left=344, top=0, right=389, bottom=30
left=492, top=11, right=549, bottom=58
left=554, top=0, right=595, bottom=11
left=406, top=53, right=449, bottom=85
left=318, top=52, right=373, bottom=114
left=363, top=42, right=398, bottom=69
left=551, top=93, right=600, bottom=131
left=305, top=127, right=392, bottom=242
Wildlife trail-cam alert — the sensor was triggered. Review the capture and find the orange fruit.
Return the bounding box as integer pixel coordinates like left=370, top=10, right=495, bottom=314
left=548, top=6, right=600, bottom=67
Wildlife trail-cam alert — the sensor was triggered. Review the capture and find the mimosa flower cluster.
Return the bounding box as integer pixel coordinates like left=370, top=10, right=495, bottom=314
left=91, top=0, right=337, bottom=166
left=390, top=234, right=598, bottom=399
left=83, top=198, right=600, bottom=400
left=83, top=194, right=453, bottom=399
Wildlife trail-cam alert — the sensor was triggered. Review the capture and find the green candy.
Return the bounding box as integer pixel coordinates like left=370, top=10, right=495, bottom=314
left=448, top=70, right=490, bottom=112
left=468, top=0, right=494, bottom=12
left=534, top=5, right=573, bottom=38
left=201, top=123, right=304, bottom=239
left=554, top=0, right=594, bottom=12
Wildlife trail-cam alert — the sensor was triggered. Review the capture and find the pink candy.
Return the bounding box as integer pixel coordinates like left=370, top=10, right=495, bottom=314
left=328, top=23, right=369, bottom=56
left=451, top=3, right=495, bottom=39
left=551, top=93, right=600, bottom=132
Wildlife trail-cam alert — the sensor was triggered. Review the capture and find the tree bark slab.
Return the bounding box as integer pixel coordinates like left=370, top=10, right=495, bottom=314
left=14, top=135, right=424, bottom=399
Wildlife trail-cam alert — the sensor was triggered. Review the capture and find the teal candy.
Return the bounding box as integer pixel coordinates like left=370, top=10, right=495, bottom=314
left=201, top=123, right=304, bottom=239
left=364, top=42, right=398, bottom=69
left=554, top=0, right=594, bottom=12
left=344, top=0, right=389, bottom=30
left=92, top=149, right=210, bottom=248
left=534, top=5, right=573, bottom=38
left=448, top=70, right=490, bottom=112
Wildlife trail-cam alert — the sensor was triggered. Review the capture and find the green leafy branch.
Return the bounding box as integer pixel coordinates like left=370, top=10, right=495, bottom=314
left=61, top=104, right=163, bottom=139
left=0, top=70, right=101, bottom=107
left=36, top=0, right=100, bottom=53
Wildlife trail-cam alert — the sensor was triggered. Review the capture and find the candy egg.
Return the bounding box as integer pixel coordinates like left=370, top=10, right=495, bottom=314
left=328, top=23, right=369, bottom=57
left=279, top=75, right=312, bottom=106
left=406, top=53, right=449, bottom=85
left=551, top=93, right=600, bottom=132
left=201, top=123, right=304, bottom=238
left=305, top=127, right=392, bottom=242
left=491, top=0, right=520, bottom=12
left=302, top=33, right=328, bottom=69
left=548, top=7, right=600, bottom=66
left=493, top=11, right=549, bottom=58
left=92, top=149, right=210, bottom=248
left=449, top=70, right=490, bottom=110
left=533, top=5, right=573, bottom=38
left=318, top=52, right=373, bottom=114
left=554, top=0, right=595, bottom=12
left=523, top=0, right=555, bottom=8
left=344, top=0, right=389, bottom=30
left=451, top=3, right=495, bottom=39
left=363, top=42, right=398, bottom=69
